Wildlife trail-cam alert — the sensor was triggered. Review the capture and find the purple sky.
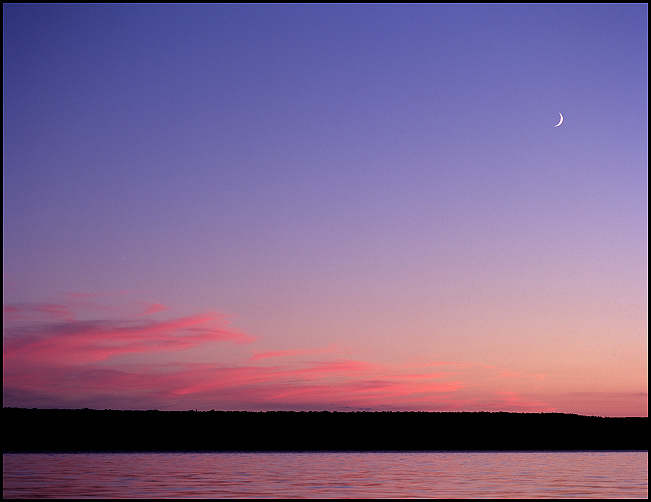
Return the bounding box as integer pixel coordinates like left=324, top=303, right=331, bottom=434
left=3, top=4, right=647, bottom=416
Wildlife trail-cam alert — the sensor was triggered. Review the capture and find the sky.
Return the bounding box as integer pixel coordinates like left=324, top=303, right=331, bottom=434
left=3, top=4, right=647, bottom=417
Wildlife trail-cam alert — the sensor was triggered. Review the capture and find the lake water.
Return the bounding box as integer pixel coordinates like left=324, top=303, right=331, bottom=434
left=3, top=451, right=647, bottom=499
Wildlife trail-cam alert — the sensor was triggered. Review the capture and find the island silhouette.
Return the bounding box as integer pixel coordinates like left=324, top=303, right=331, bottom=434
left=3, top=408, right=647, bottom=452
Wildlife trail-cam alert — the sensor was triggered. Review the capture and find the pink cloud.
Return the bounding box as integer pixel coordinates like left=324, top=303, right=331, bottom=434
left=478, top=391, right=557, bottom=413
left=3, top=303, right=75, bottom=322
left=3, top=296, right=256, bottom=370
left=138, top=301, right=171, bottom=316
left=4, top=293, right=561, bottom=413
left=4, top=358, right=469, bottom=411
left=9, top=343, right=528, bottom=411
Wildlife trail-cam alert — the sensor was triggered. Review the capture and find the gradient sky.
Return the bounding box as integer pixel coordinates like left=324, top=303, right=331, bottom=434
left=3, top=4, right=647, bottom=416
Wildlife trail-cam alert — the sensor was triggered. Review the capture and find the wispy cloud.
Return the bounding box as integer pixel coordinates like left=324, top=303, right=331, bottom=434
left=3, top=303, right=75, bottom=322
left=4, top=314, right=256, bottom=366
left=138, top=301, right=171, bottom=316
left=4, top=295, right=256, bottom=368
left=3, top=293, right=556, bottom=412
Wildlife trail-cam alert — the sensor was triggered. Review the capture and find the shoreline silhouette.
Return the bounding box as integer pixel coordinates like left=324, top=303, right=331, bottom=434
left=3, top=408, right=647, bottom=452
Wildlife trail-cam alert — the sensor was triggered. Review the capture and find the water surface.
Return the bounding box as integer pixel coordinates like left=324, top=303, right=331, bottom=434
left=3, top=451, right=647, bottom=499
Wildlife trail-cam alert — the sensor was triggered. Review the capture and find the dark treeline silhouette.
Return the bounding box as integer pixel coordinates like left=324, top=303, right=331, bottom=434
left=3, top=408, right=647, bottom=452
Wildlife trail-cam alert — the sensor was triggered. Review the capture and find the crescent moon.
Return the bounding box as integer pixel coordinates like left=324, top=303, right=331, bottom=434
left=554, top=113, right=563, bottom=127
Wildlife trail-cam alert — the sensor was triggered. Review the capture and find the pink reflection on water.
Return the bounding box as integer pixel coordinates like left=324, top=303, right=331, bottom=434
left=3, top=451, right=647, bottom=499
